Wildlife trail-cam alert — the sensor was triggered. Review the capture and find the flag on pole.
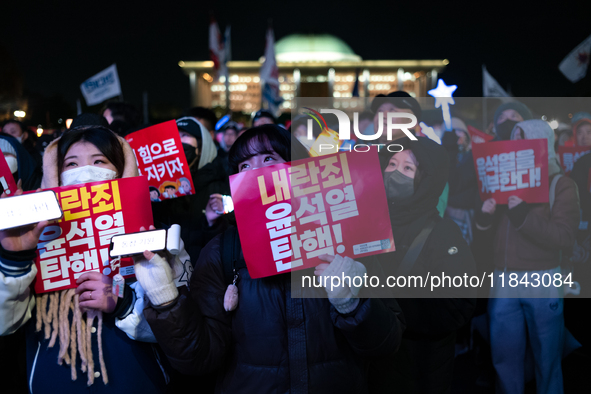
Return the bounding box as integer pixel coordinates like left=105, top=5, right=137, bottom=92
left=218, top=25, right=231, bottom=81
left=482, top=65, right=510, bottom=97
left=260, top=26, right=283, bottom=115
left=224, top=26, right=232, bottom=68
left=223, top=25, right=231, bottom=109
left=209, top=17, right=224, bottom=79
left=559, top=34, right=591, bottom=83
left=80, top=64, right=122, bottom=106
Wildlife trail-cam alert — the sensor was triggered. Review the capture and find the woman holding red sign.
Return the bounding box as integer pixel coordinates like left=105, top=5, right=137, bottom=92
left=138, top=125, right=406, bottom=393
left=0, top=126, right=175, bottom=393
left=476, top=119, right=580, bottom=394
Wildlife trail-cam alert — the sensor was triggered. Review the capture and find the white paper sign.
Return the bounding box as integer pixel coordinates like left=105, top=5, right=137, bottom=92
left=80, top=64, right=122, bottom=106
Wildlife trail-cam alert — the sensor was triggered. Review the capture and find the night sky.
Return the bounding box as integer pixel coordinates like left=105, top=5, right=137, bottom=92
left=2, top=0, right=591, bottom=125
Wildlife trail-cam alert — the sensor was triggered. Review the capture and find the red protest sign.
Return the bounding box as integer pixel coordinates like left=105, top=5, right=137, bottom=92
left=472, top=139, right=549, bottom=204
left=230, top=150, right=395, bottom=279
left=33, top=176, right=153, bottom=293
left=125, top=120, right=194, bottom=201
left=557, top=146, right=591, bottom=175
left=0, top=154, right=17, bottom=196
left=467, top=125, right=494, bottom=144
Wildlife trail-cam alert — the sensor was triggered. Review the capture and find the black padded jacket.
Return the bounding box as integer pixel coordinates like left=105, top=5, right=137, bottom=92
left=145, top=234, right=405, bottom=394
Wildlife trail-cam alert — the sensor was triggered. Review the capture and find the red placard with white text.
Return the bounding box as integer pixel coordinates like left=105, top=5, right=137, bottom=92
left=230, top=150, right=395, bottom=279
left=472, top=139, right=549, bottom=204
left=0, top=154, right=17, bottom=196
left=467, top=125, right=494, bottom=144
left=33, top=176, right=153, bottom=293
left=557, top=146, right=591, bottom=175
left=125, top=120, right=194, bottom=201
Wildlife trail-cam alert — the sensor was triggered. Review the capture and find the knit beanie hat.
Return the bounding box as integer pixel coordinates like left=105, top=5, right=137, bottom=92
left=176, top=117, right=217, bottom=169
left=371, top=91, right=422, bottom=122
left=0, top=138, right=17, bottom=157
left=571, top=112, right=591, bottom=126
left=252, top=110, right=277, bottom=125
left=570, top=112, right=591, bottom=145
left=493, top=102, right=533, bottom=127
left=176, top=117, right=204, bottom=141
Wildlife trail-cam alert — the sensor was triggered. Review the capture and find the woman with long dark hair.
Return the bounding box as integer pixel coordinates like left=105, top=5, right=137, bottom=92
left=0, top=126, right=174, bottom=393
left=137, top=124, right=406, bottom=393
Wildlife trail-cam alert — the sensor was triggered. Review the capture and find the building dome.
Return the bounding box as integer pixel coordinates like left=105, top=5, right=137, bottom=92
left=275, top=34, right=362, bottom=63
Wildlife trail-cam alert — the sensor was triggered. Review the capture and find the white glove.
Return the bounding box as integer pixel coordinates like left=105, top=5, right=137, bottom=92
left=564, top=281, right=581, bottom=296
left=133, top=252, right=178, bottom=306
left=170, top=239, right=193, bottom=288
left=320, top=254, right=367, bottom=314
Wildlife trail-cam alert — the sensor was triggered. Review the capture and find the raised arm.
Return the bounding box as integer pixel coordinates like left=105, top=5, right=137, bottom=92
left=143, top=235, right=232, bottom=375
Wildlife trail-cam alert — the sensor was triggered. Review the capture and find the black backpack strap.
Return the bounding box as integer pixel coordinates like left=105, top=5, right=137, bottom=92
left=397, top=220, right=437, bottom=276
left=221, top=226, right=246, bottom=285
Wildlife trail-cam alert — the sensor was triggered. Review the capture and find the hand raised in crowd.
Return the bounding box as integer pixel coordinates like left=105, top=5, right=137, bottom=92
left=481, top=198, right=497, bottom=215
left=131, top=225, right=179, bottom=306
left=315, top=254, right=367, bottom=313
left=205, top=193, right=224, bottom=226
left=507, top=195, right=523, bottom=209
left=0, top=184, right=48, bottom=252
left=76, top=271, right=118, bottom=313
left=315, top=254, right=367, bottom=298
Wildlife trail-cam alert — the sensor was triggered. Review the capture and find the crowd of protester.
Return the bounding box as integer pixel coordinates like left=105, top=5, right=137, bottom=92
left=0, top=93, right=589, bottom=394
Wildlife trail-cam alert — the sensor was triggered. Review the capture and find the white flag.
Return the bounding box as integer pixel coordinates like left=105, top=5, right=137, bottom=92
left=224, top=26, right=232, bottom=63
left=482, top=65, right=510, bottom=97
left=220, top=25, right=231, bottom=80
left=260, top=27, right=283, bottom=115
left=559, top=34, right=591, bottom=83
left=80, top=64, right=122, bottom=106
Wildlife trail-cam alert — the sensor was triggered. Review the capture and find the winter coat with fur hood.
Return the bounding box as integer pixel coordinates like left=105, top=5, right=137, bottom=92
left=0, top=129, right=171, bottom=394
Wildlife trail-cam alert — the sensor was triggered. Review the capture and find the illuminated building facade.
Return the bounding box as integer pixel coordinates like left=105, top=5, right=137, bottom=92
left=179, top=34, right=448, bottom=114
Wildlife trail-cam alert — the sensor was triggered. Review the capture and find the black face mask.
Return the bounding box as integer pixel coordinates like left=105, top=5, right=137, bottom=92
left=183, top=143, right=198, bottom=166
left=384, top=170, right=415, bottom=204
left=496, top=120, right=519, bottom=141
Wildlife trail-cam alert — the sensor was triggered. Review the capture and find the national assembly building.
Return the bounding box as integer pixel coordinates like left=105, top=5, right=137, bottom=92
left=178, top=34, right=448, bottom=114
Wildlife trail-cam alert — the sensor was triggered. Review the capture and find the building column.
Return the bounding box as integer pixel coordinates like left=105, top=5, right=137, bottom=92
left=418, top=73, right=426, bottom=97
left=363, top=69, right=370, bottom=107
left=224, top=75, right=230, bottom=111
left=293, top=68, right=301, bottom=101
left=196, top=74, right=213, bottom=108
left=430, top=68, right=438, bottom=90
left=362, top=69, right=370, bottom=97
left=397, top=68, right=404, bottom=91
left=189, top=71, right=197, bottom=107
